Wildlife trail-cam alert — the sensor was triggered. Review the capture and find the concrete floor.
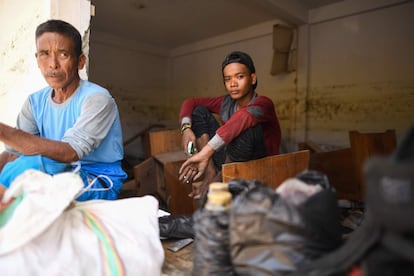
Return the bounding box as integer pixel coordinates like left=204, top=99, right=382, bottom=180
left=162, top=239, right=193, bottom=275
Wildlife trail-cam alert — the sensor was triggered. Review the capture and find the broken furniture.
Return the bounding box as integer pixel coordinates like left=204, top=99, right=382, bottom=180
left=132, top=128, right=312, bottom=214
left=300, top=129, right=397, bottom=201
left=222, top=150, right=310, bottom=189
left=130, top=128, right=397, bottom=214
left=118, top=124, right=166, bottom=199
left=133, top=128, right=197, bottom=215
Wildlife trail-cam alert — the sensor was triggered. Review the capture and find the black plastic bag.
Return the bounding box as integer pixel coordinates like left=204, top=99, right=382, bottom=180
left=291, top=125, right=414, bottom=276
left=192, top=201, right=234, bottom=276
left=229, top=175, right=341, bottom=276
left=158, top=215, right=194, bottom=239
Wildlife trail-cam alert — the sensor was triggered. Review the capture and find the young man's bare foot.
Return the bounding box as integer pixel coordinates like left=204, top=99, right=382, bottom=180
left=189, top=179, right=210, bottom=199
left=188, top=170, right=223, bottom=200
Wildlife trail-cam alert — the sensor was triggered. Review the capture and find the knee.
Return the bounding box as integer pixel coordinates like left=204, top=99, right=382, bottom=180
left=227, top=125, right=266, bottom=162
left=192, top=106, right=210, bottom=118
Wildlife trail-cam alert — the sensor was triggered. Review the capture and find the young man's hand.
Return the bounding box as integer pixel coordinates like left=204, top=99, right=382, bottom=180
left=178, top=144, right=215, bottom=184
left=181, top=129, right=197, bottom=156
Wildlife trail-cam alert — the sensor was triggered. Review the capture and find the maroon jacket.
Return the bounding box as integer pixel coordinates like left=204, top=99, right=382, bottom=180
left=179, top=94, right=281, bottom=155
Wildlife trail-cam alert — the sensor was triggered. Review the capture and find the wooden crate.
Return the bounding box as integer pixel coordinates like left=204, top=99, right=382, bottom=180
left=222, top=150, right=310, bottom=189
left=148, top=128, right=182, bottom=155
left=133, top=129, right=198, bottom=214
left=349, top=129, right=397, bottom=200
left=303, top=129, right=397, bottom=201
left=308, top=148, right=357, bottom=200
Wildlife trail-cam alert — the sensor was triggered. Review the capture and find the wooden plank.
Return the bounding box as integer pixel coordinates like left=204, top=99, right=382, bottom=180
left=118, top=179, right=139, bottom=199
left=298, top=140, right=323, bottom=153
left=149, top=129, right=182, bottom=155
left=308, top=129, right=397, bottom=201
left=308, top=148, right=358, bottom=200
left=349, top=129, right=397, bottom=200
left=163, top=160, right=197, bottom=215
left=132, top=157, right=158, bottom=197
left=154, top=161, right=168, bottom=205
left=222, top=150, right=310, bottom=189
left=132, top=129, right=199, bottom=214
left=154, top=151, right=187, bottom=165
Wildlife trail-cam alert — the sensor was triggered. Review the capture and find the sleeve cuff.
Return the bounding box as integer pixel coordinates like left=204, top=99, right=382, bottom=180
left=180, top=117, right=191, bottom=126
left=208, top=134, right=225, bottom=151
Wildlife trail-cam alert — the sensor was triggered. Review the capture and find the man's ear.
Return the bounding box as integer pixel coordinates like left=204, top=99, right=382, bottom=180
left=78, top=54, right=87, bottom=70
left=251, top=73, right=257, bottom=86
left=35, top=52, right=40, bottom=68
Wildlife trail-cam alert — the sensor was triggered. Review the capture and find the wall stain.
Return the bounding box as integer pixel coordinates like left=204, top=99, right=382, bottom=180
left=104, top=81, right=414, bottom=151
left=9, top=58, right=25, bottom=72
left=303, top=81, right=414, bottom=146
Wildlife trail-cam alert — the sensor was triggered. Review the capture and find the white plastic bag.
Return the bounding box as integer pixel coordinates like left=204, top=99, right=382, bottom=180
left=0, top=169, right=164, bottom=276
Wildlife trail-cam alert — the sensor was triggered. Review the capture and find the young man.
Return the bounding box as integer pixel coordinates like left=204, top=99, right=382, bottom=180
left=0, top=19, right=127, bottom=201
left=178, top=51, right=281, bottom=198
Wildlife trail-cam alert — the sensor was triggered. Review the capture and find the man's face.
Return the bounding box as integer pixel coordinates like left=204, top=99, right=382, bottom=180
left=223, top=62, right=256, bottom=102
left=35, top=32, right=85, bottom=92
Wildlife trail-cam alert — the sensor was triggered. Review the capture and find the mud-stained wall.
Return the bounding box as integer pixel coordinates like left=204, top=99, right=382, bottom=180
left=89, top=19, right=298, bottom=160
left=80, top=1, right=414, bottom=160
left=306, top=82, right=414, bottom=147
left=302, top=1, right=414, bottom=147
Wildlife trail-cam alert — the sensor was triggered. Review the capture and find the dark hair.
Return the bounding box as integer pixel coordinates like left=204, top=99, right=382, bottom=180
left=222, top=51, right=257, bottom=89
left=35, top=19, right=82, bottom=57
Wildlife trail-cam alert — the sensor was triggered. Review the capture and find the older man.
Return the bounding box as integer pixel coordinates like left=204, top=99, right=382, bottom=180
left=0, top=19, right=127, bottom=201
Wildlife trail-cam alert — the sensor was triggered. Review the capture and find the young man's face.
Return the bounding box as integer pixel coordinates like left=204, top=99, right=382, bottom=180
left=223, top=62, right=257, bottom=103
left=35, top=32, right=85, bottom=92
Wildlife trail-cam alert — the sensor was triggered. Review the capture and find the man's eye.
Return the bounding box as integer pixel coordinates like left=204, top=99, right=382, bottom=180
left=60, top=52, right=69, bottom=58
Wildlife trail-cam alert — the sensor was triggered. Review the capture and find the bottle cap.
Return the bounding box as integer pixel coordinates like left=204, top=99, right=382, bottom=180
left=207, top=190, right=232, bottom=209
left=208, top=182, right=229, bottom=193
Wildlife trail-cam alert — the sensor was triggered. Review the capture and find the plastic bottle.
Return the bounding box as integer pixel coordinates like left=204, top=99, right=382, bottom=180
left=192, top=182, right=234, bottom=275
left=207, top=182, right=230, bottom=195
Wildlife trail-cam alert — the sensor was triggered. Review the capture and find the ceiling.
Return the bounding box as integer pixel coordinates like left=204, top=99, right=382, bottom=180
left=90, top=0, right=343, bottom=49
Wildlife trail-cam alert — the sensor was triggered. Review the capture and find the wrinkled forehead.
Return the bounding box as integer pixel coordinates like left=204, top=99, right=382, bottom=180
left=36, top=32, right=75, bottom=50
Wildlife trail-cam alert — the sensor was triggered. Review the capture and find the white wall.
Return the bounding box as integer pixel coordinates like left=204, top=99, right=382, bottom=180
left=0, top=0, right=49, bottom=152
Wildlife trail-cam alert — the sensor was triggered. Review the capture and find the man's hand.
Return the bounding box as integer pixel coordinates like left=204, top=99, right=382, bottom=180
left=0, top=122, right=78, bottom=163
left=178, top=144, right=215, bottom=184
left=181, top=129, right=197, bottom=156
left=178, top=153, right=207, bottom=184
left=0, top=151, right=18, bottom=173
left=0, top=185, right=13, bottom=212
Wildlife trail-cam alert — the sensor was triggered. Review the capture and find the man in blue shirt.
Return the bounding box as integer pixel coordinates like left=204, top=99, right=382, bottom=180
left=0, top=19, right=127, bottom=202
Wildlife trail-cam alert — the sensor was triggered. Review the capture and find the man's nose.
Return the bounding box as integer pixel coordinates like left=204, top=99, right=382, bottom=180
left=48, top=54, right=59, bottom=69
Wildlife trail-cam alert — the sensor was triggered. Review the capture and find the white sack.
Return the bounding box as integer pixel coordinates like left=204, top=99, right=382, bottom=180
left=0, top=169, right=164, bottom=276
